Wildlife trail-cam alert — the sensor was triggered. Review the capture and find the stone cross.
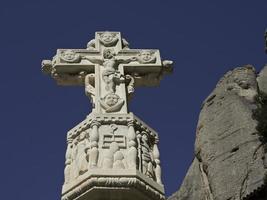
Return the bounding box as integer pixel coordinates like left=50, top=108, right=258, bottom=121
left=42, top=31, right=173, bottom=200
left=42, top=31, right=172, bottom=114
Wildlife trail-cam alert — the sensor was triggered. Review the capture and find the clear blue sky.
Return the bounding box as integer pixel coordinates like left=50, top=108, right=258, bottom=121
left=1, top=0, right=267, bottom=199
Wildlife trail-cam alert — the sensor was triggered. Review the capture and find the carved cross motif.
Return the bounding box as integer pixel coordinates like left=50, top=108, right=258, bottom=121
left=42, top=31, right=173, bottom=114
left=102, top=124, right=126, bottom=149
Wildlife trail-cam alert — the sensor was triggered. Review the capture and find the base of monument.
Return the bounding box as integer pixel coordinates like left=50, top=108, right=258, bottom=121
left=61, top=169, right=165, bottom=200
left=71, top=186, right=158, bottom=200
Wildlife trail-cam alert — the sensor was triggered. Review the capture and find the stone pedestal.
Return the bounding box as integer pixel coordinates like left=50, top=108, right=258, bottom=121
left=62, top=113, right=165, bottom=200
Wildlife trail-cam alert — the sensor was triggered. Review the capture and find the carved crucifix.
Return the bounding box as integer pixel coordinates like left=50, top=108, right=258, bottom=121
left=42, top=31, right=173, bottom=114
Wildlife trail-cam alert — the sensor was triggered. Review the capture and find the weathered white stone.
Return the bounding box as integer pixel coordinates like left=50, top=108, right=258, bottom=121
left=42, top=32, right=173, bottom=200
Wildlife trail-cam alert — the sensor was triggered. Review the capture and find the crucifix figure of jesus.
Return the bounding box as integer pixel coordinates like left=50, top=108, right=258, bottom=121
left=42, top=31, right=173, bottom=114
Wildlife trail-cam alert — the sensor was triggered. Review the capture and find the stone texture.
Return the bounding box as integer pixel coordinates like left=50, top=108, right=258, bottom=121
left=168, top=158, right=206, bottom=200
left=257, top=64, right=267, bottom=94
left=169, top=65, right=267, bottom=200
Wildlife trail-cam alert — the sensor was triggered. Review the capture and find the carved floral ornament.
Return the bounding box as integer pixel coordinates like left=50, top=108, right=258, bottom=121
left=87, top=32, right=129, bottom=50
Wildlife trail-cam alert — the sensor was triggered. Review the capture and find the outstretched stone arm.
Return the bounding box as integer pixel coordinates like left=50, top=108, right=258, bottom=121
left=115, top=56, right=137, bottom=64
left=82, top=56, right=104, bottom=65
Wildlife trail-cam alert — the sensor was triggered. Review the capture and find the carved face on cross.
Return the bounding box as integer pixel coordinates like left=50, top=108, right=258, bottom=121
left=62, top=50, right=76, bottom=61
left=100, top=32, right=118, bottom=46
left=104, top=93, right=120, bottom=107
left=139, top=50, right=155, bottom=63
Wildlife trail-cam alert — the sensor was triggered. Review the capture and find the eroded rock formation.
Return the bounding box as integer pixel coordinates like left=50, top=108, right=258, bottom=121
left=169, top=65, right=267, bottom=200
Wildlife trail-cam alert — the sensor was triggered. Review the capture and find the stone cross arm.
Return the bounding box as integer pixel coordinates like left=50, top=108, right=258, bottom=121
left=42, top=49, right=103, bottom=86
left=42, top=48, right=173, bottom=87
left=42, top=31, right=173, bottom=87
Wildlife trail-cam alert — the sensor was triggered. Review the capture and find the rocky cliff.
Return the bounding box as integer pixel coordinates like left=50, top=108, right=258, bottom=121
left=169, top=65, right=267, bottom=200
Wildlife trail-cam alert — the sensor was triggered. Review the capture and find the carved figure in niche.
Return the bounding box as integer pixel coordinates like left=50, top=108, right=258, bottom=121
left=99, top=32, right=119, bottom=47
left=137, top=50, right=156, bottom=64
left=64, top=137, right=73, bottom=184
left=75, top=132, right=88, bottom=176
left=113, top=151, right=126, bottom=169
left=60, top=50, right=81, bottom=63
left=71, top=137, right=79, bottom=178
left=82, top=48, right=136, bottom=93
left=102, top=142, right=119, bottom=169
left=141, top=134, right=155, bottom=179
left=85, top=73, right=96, bottom=109
left=100, top=93, right=124, bottom=113
left=153, top=140, right=162, bottom=184
left=84, top=130, right=91, bottom=167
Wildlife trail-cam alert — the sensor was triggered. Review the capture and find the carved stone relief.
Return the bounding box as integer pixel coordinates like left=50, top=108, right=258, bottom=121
left=64, top=137, right=73, bottom=184
left=87, top=35, right=129, bottom=50
left=89, top=121, right=100, bottom=168
left=126, top=121, right=137, bottom=169
left=135, top=129, right=162, bottom=184
left=137, top=50, right=156, bottom=64
left=75, top=131, right=88, bottom=176
left=102, top=142, right=126, bottom=169
left=99, top=32, right=119, bottom=47
left=64, top=130, right=91, bottom=183
left=99, top=93, right=124, bottom=113
left=60, top=50, right=81, bottom=63
left=101, top=124, right=126, bottom=148
left=100, top=124, right=127, bottom=169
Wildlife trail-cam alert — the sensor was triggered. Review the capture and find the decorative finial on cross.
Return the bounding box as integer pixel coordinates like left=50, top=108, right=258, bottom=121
left=42, top=31, right=173, bottom=114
